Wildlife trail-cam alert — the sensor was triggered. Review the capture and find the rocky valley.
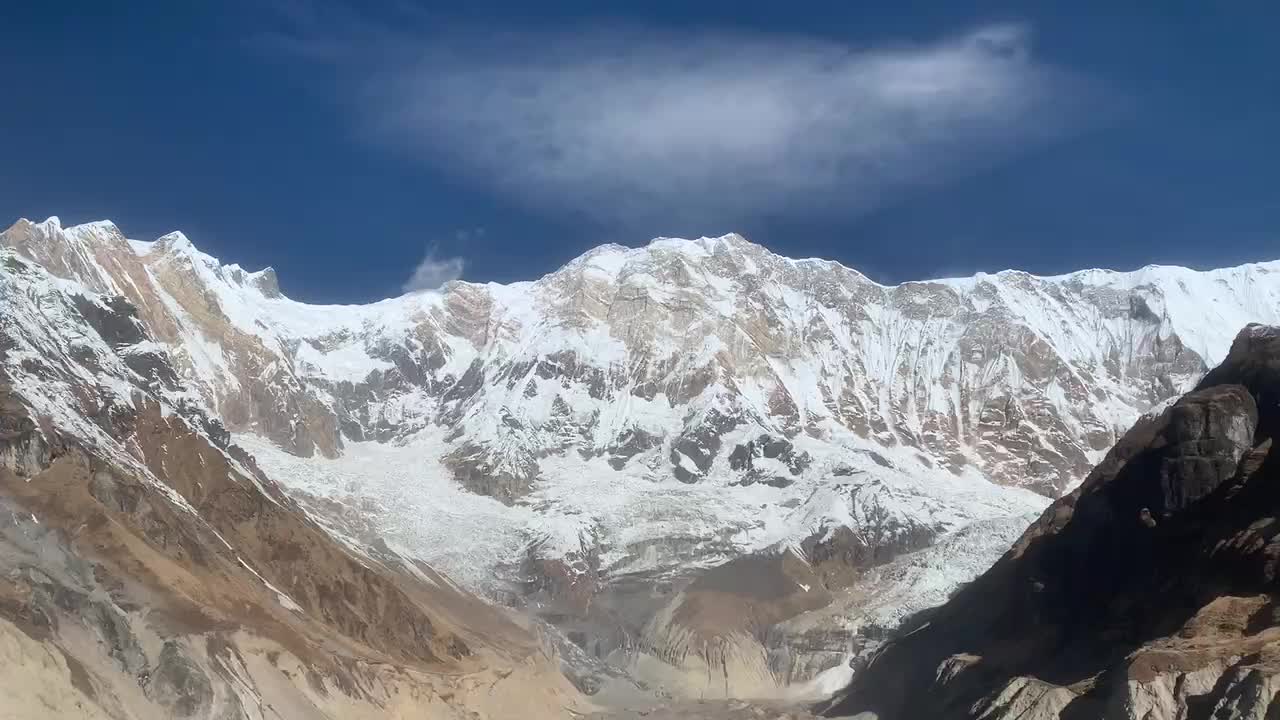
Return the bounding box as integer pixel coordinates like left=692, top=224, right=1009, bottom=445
left=3, top=216, right=1280, bottom=718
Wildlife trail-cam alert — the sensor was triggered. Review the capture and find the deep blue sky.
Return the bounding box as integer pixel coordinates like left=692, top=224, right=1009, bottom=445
left=2, top=2, right=1278, bottom=303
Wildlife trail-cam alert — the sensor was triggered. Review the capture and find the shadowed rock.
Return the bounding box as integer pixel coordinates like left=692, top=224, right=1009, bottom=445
left=824, top=324, right=1280, bottom=720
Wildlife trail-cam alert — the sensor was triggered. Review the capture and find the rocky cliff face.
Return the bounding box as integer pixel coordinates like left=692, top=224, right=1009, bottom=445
left=824, top=324, right=1280, bottom=720
left=5, top=216, right=1279, bottom=701
left=0, top=249, right=584, bottom=718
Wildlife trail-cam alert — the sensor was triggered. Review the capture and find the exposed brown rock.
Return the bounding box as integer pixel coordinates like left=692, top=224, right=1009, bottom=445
left=0, top=257, right=585, bottom=719
left=824, top=324, right=1280, bottom=720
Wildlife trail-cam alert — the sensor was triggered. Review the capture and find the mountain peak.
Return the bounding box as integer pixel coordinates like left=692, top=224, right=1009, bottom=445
left=557, top=232, right=759, bottom=283
left=646, top=231, right=751, bottom=255
left=5, top=217, right=132, bottom=250
left=4, top=215, right=64, bottom=236
left=156, top=230, right=194, bottom=253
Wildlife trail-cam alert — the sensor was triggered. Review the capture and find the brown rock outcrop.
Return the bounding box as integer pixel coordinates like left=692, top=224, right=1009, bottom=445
left=824, top=324, right=1280, bottom=720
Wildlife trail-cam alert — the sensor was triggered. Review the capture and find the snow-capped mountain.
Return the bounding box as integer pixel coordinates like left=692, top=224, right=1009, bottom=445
left=0, top=235, right=586, bottom=718
left=5, top=216, right=1279, bottom=696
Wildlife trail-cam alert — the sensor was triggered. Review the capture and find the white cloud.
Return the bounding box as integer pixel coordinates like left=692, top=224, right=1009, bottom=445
left=402, top=245, right=465, bottom=292
left=276, top=14, right=1092, bottom=223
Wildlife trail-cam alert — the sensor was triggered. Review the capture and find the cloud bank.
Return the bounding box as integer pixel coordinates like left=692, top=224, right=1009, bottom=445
left=275, top=13, right=1092, bottom=223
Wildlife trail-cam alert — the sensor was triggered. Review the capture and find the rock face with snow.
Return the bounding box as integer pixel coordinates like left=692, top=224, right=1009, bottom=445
left=824, top=324, right=1280, bottom=720
left=10, top=218, right=1273, bottom=499
left=0, top=245, right=584, bottom=717
left=4, top=216, right=1280, bottom=699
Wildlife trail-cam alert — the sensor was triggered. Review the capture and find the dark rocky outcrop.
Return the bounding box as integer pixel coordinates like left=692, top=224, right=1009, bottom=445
left=824, top=324, right=1280, bottom=720
left=728, top=434, right=813, bottom=488
left=71, top=294, right=147, bottom=348
left=670, top=409, right=740, bottom=483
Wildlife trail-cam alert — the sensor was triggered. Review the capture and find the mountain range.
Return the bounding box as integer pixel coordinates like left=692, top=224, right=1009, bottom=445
left=3, top=216, right=1279, bottom=714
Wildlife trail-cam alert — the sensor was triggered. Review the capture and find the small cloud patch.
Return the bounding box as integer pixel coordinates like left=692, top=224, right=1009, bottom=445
left=402, top=244, right=466, bottom=293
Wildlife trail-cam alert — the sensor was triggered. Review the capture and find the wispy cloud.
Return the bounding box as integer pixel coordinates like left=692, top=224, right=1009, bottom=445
left=267, top=11, right=1093, bottom=224
left=402, top=242, right=466, bottom=292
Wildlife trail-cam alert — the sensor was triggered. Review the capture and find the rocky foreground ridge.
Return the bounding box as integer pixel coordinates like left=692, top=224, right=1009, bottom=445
left=824, top=324, right=1280, bottom=719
